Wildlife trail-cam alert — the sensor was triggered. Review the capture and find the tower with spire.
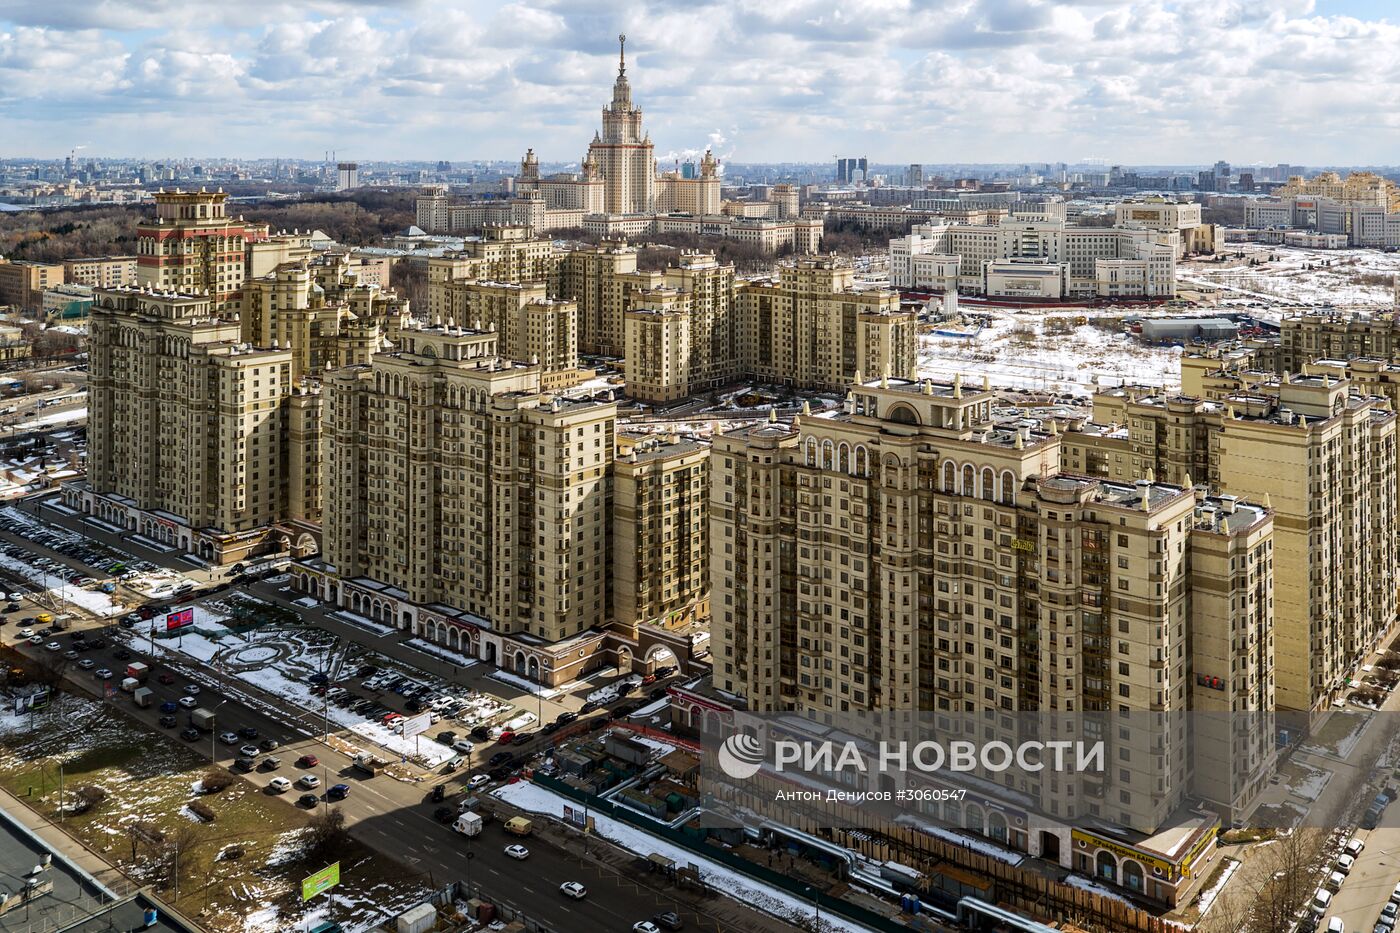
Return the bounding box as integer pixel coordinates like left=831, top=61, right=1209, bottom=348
left=588, top=33, right=656, bottom=214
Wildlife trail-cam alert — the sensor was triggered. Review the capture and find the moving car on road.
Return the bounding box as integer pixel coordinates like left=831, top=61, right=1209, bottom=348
left=504, top=844, right=529, bottom=860
left=327, top=784, right=350, bottom=801
left=559, top=882, right=586, bottom=900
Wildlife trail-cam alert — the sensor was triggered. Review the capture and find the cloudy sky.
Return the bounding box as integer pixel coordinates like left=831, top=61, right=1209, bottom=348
left=0, top=0, right=1396, bottom=166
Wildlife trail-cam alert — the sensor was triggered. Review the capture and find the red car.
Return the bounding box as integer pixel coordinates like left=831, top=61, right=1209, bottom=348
left=157, top=673, right=176, bottom=685
left=497, top=730, right=515, bottom=745
left=296, top=754, right=319, bottom=768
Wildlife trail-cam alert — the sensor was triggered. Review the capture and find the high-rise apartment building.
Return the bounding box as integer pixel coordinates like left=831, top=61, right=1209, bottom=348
left=240, top=257, right=393, bottom=382
left=558, top=241, right=660, bottom=357
left=68, top=284, right=314, bottom=561
left=321, top=322, right=613, bottom=641
left=426, top=225, right=561, bottom=321
left=434, top=280, right=577, bottom=382
left=136, top=188, right=248, bottom=312
left=1064, top=375, right=1397, bottom=712
left=612, top=433, right=710, bottom=632
left=703, top=377, right=1275, bottom=896
left=624, top=292, right=691, bottom=404
left=737, top=258, right=916, bottom=390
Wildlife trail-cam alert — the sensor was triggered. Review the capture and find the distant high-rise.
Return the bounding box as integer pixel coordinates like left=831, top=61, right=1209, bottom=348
left=337, top=162, right=360, bottom=190
left=907, top=163, right=924, bottom=187
left=835, top=156, right=867, bottom=184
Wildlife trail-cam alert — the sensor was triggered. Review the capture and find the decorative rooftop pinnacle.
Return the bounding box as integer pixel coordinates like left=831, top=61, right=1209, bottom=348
left=618, top=33, right=626, bottom=77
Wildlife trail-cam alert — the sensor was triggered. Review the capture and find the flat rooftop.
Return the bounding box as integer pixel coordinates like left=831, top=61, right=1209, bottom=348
left=0, top=810, right=196, bottom=933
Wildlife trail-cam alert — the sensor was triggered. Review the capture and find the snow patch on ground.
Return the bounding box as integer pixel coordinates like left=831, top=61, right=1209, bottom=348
left=402, top=637, right=479, bottom=669
left=488, top=668, right=561, bottom=699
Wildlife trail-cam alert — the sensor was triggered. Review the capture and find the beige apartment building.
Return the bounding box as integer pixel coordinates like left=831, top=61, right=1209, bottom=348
left=624, top=295, right=691, bottom=404
left=304, top=320, right=714, bottom=684
left=1278, top=310, right=1400, bottom=372
left=62, top=255, right=137, bottom=289
left=1064, top=375, right=1397, bottom=712
left=426, top=225, right=560, bottom=321
left=136, top=189, right=248, bottom=312
left=612, top=433, right=710, bottom=633
left=240, top=258, right=394, bottom=381
left=67, top=284, right=316, bottom=562
left=737, top=258, right=916, bottom=390
left=435, top=279, right=578, bottom=381
left=0, top=259, right=64, bottom=312
left=1276, top=171, right=1400, bottom=210
left=703, top=377, right=1274, bottom=902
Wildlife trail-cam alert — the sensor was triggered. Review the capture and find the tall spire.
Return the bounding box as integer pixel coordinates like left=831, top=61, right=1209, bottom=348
left=610, top=32, right=633, bottom=111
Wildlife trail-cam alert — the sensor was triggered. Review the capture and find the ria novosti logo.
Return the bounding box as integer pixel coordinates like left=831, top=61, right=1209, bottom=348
left=714, top=734, right=1105, bottom=781
left=718, top=733, right=765, bottom=779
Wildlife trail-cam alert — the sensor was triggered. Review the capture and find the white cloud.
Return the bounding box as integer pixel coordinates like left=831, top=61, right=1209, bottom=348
left=0, top=0, right=1397, bottom=164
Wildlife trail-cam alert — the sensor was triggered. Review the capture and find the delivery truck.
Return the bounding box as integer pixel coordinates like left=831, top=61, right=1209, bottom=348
left=352, top=753, right=387, bottom=776
left=453, top=812, right=483, bottom=837
left=125, top=662, right=150, bottom=683
left=132, top=687, right=154, bottom=708
left=120, top=677, right=140, bottom=693
left=190, top=707, right=216, bottom=731
left=504, top=816, right=533, bottom=837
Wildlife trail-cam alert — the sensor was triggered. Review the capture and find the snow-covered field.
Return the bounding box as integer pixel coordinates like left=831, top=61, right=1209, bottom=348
left=493, top=780, right=872, bottom=933
left=918, top=312, right=1181, bottom=396
left=1180, top=243, right=1400, bottom=312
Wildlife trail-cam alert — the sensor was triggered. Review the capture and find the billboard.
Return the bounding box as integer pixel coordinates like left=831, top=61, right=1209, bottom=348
left=301, top=862, right=340, bottom=901
left=401, top=711, right=433, bottom=738
left=165, top=608, right=194, bottom=632
left=12, top=687, right=49, bottom=716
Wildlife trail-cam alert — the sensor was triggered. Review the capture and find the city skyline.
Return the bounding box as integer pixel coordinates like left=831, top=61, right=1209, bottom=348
left=1, top=0, right=1398, bottom=164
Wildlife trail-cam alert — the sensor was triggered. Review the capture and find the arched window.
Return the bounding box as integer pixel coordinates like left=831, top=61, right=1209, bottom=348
left=981, top=467, right=995, bottom=501
left=942, top=461, right=955, bottom=492
left=1122, top=859, right=1145, bottom=892
left=1001, top=470, right=1016, bottom=504
left=1095, top=850, right=1118, bottom=882
left=962, top=464, right=975, bottom=495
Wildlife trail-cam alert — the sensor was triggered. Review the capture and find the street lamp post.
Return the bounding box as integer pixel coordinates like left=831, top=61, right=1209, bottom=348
left=210, top=698, right=229, bottom=765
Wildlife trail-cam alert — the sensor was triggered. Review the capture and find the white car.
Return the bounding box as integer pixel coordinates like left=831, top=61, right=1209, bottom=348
left=504, top=844, right=529, bottom=860
left=78, top=658, right=95, bottom=670
left=16, top=628, right=32, bottom=638
left=468, top=773, right=490, bottom=790
left=267, top=777, right=292, bottom=793
left=6, top=592, right=22, bottom=601
left=1346, top=837, right=1365, bottom=857
left=453, top=739, right=474, bottom=754
left=296, top=775, right=321, bottom=789
left=1391, top=880, right=1400, bottom=902
left=1336, top=853, right=1355, bottom=874
left=633, top=923, right=660, bottom=933
left=218, top=731, right=239, bottom=745
left=29, top=635, right=44, bottom=645
left=177, top=696, right=199, bottom=709
left=44, top=641, right=61, bottom=651
left=558, top=881, right=587, bottom=899
left=94, top=668, right=113, bottom=680
left=183, top=684, right=201, bottom=696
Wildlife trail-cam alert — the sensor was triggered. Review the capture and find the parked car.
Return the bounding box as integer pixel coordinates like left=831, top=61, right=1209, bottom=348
left=327, top=784, right=350, bottom=801
left=298, top=793, right=320, bottom=808
left=260, top=738, right=279, bottom=752
left=267, top=777, right=292, bottom=793
left=158, top=715, right=178, bottom=728
left=296, top=754, right=320, bottom=768
left=218, top=731, right=240, bottom=745
left=239, top=744, right=260, bottom=757
left=180, top=727, right=201, bottom=741
left=297, top=775, right=321, bottom=789
left=157, top=673, right=176, bottom=685
left=653, top=912, right=684, bottom=931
